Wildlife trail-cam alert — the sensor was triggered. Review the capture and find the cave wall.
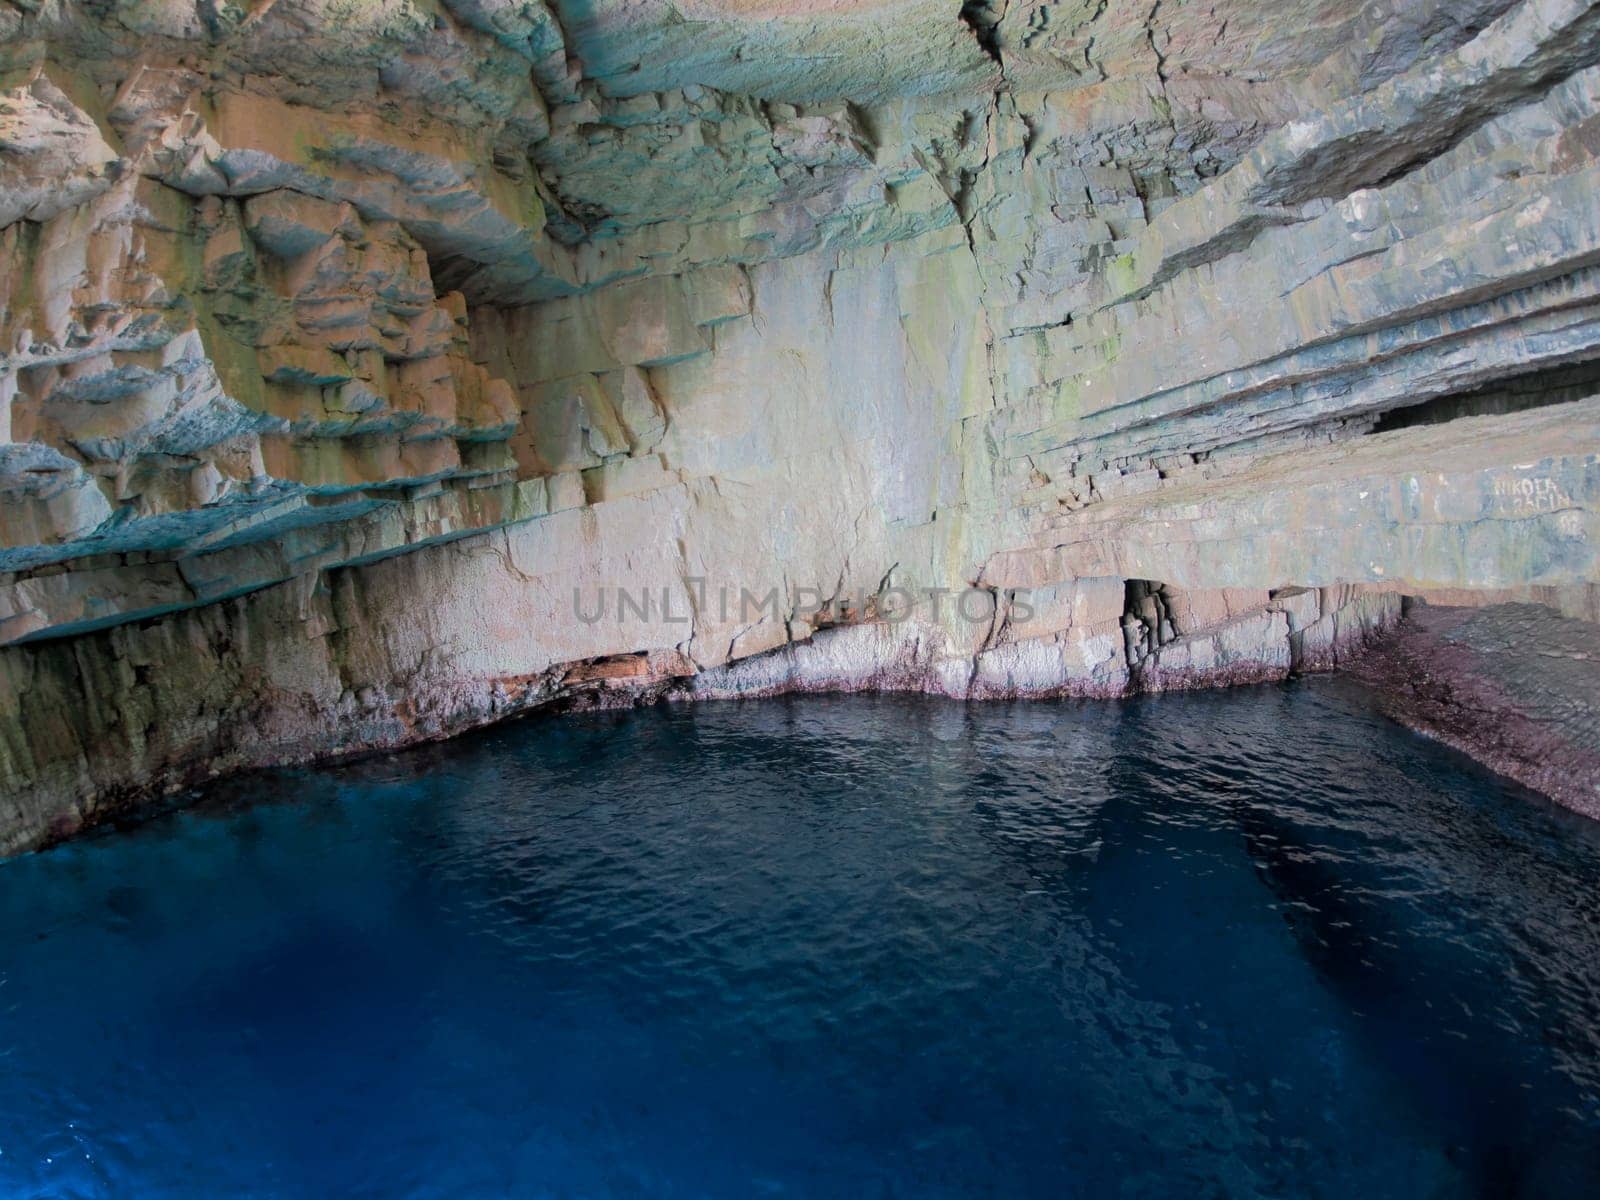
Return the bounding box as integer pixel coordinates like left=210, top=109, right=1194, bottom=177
left=3, top=0, right=1600, bottom=850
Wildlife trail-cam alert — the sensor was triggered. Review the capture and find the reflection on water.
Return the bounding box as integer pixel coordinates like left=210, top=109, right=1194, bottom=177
left=1, top=680, right=1597, bottom=1198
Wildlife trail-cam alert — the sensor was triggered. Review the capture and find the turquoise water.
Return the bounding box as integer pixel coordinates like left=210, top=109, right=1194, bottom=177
left=1, top=681, right=1597, bottom=1198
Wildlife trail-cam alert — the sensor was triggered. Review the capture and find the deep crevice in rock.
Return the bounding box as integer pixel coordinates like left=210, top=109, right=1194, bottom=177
left=1121, top=579, right=1179, bottom=670
left=1371, top=358, right=1600, bottom=433
left=959, top=1, right=1005, bottom=67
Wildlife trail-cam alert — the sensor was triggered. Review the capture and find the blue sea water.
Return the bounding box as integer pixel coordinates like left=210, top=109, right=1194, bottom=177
left=1, top=680, right=1598, bottom=1199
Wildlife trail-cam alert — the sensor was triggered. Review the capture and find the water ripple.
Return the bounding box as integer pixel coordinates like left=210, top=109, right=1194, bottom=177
left=1, top=680, right=1598, bottom=1198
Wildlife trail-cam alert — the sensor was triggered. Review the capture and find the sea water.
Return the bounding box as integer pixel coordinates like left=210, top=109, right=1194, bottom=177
left=2, top=682, right=1597, bottom=1198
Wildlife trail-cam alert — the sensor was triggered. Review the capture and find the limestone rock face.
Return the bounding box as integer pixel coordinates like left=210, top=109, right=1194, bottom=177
left=3, top=0, right=1600, bottom=849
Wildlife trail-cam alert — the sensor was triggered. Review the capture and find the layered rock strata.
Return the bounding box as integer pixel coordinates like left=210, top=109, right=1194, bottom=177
left=3, top=0, right=1600, bottom=851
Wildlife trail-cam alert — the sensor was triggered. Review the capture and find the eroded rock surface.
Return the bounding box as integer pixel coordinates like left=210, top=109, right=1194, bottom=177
left=1352, top=602, right=1600, bottom=817
left=3, top=0, right=1600, bottom=850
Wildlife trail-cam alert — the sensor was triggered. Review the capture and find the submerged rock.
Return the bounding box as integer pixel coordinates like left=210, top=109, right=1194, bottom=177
left=1352, top=602, right=1600, bottom=818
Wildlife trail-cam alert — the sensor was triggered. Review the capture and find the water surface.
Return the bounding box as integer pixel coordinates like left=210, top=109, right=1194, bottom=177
left=2, top=681, right=1598, bottom=1198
